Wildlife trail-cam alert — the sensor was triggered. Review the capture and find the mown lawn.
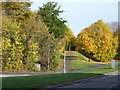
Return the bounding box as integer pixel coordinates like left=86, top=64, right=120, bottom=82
left=70, top=60, right=119, bottom=70
left=2, top=62, right=119, bottom=88
left=70, top=60, right=98, bottom=70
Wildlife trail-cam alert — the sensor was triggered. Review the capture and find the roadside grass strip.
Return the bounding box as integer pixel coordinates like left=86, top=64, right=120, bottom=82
left=2, top=62, right=119, bottom=88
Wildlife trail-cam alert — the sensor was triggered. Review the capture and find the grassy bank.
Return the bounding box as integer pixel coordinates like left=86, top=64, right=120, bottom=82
left=2, top=62, right=119, bottom=88
left=70, top=60, right=97, bottom=70
left=66, top=51, right=89, bottom=61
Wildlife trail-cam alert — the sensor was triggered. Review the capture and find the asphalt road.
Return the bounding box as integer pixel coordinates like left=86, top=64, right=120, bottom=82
left=57, top=71, right=119, bottom=89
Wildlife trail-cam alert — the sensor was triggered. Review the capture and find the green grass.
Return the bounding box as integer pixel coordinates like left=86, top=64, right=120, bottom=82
left=70, top=60, right=97, bottom=70
left=2, top=73, right=100, bottom=88
left=2, top=62, right=119, bottom=88
left=70, top=60, right=119, bottom=70
left=68, top=51, right=89, bottom=61
left=80, top=62, right=119, bottom=74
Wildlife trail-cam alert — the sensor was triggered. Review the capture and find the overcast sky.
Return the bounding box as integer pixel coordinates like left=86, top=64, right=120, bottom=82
left=30, top=0, right=118, bottom=37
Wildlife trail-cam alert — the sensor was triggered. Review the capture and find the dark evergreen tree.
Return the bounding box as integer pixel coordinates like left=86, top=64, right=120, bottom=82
left=38, top=2, right=67, bottom=39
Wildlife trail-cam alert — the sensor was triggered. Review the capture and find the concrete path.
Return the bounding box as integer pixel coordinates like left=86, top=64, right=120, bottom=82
left=0, top=64, right=105, bottom=77
left=0, top=71, right=62, bottom=77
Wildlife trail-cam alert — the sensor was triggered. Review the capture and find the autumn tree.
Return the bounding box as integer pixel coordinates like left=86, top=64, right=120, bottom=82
left=38, top=29, right=61, bottom=71
left=107, top=21, right=120, bottom=59
left=76, top=20, right=118, bottom=62
left=21, top=17, right=40, bottom=71
left=37, top=2, right=67, bottom=39
left=1, top=1, right=66, bottom=72
left=2, top=17, right=24, bottom=72
left=113, top=23, right=120, bottom=48
left=2, top=2, right=39, bottom=72
left=114, top=26, right=120, bottom=59
left=35, top=16, right=61, bottom=71
left=22, top=14, right=62, bottom=71
left=2, top=2, right=31, bottom=23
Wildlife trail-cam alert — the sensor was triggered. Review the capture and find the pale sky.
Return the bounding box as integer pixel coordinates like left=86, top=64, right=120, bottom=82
left=30, top=0, right=118, bottom=37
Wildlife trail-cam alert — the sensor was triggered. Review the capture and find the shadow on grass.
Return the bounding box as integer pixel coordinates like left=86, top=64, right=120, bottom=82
left=67, top=56, right=84, bottom=60
left=61, top=55, right=82, bottom=60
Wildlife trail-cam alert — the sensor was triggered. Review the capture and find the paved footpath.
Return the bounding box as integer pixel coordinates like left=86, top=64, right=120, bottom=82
left=0, top=71, right=63, bottom=77
left=48, top=71, right=119, bottom=89
left=0, top=64, right=105, bottom=78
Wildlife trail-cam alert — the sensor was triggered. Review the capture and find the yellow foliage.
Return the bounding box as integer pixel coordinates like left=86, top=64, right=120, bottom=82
left=76, top=20, right=118, bottom=62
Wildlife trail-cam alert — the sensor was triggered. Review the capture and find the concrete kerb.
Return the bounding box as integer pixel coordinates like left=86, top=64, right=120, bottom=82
left=0, top=65, right=104, bottom=78
left=1, top=62, right=106, bottom=78
left=45, top=71, right=119, bottom=89
left=1, top=71, right=63, bottom=77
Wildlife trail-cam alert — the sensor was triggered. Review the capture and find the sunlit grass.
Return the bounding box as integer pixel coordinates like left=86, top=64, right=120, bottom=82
left=70, top=60, right=97, bottom=70
left=2, top=62, right=119, bottom=88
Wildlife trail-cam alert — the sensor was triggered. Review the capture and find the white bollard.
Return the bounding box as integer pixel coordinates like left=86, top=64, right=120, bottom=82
left=35, top=64, right=41, bottom=70
left=111, top=59, right=115, bottom=69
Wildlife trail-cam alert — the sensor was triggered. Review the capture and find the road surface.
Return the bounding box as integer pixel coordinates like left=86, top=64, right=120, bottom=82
left=56, top=71, right=119, bottom=89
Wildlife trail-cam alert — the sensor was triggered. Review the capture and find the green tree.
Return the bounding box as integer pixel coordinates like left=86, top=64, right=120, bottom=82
left=76, top=20, right=118, bottom=62
left=69, top=37, right=78, bottom=51
left=21, top=16, right=45, bottom=71
left=64, top=25, right=75, bottom=51
left=37, top=22, right=61, bottom=71
left=38, top=2, right=67, bottom=39
left=23, top=15, right=61, bottom=71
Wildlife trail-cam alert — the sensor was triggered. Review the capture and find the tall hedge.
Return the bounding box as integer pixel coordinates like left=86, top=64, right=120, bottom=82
left=2, top=17, right=24, bottom=72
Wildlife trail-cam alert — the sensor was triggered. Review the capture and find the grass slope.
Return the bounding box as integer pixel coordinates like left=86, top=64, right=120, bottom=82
left=70, top=60, right=97, bottom=70
left=66, top=51, right=89, bottom=61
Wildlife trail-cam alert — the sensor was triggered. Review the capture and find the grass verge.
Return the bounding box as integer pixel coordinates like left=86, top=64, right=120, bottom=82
left=70, top=60, right=118, bottom=70
left=70, top=60, right=97, bottom=70
left=2, top=62, right=119, bottom=88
